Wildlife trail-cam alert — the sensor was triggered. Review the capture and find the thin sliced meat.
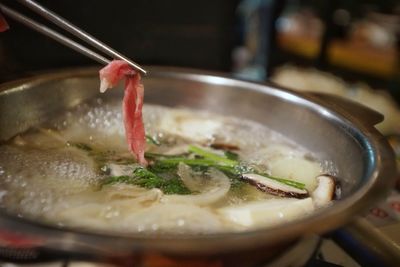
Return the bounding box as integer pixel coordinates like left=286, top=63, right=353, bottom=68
left=0, top=12, right=9, bottom=32
left=99, top=60, right=147, bottom=166
left=123, top=74, right=147, bottom=165
left=99, top=60, right=133, bottom=92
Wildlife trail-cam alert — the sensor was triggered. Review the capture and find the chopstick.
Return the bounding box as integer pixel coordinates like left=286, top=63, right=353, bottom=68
left=0, top=3, right=110, bottom=66
left=0, top=0, right=147, bottom=75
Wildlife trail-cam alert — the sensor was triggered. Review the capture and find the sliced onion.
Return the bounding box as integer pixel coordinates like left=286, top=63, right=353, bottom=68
left=161, top=163, right=230, bottom=206
left=56, top=185, right=164, bottom=230
left=176, top=162, right=203, bottom=191
left=107, top=163, right=140, bottom=177
left=105, top=184, right=163, bottom=201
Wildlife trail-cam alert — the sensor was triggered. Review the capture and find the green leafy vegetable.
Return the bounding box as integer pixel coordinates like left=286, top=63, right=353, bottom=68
left=188, top=145, right=238, bottom=166
left=145, top=152, right=187, bottom=159
left=224, top=150, right=239, bottom=161
left=148, top=161, right=178, bottom=173
left=81, top=140, right=305, bottom=194
left=102, top=167, right=190, bottom=195
left=151, top=150, right=305, bottom=190
left=135, top=167, right=190, bottom=194
left=130, top=167, right=165, bottom=188
left=255, top=173, right=306, bottom=190
left=155, top=157, right=218, bottom=167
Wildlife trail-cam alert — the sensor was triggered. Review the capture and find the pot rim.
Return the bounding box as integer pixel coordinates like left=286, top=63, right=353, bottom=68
left=0, top=66, right=396, bottom=254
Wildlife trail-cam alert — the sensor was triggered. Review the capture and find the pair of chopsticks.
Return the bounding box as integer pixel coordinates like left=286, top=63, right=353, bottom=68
left=0, top=0, right=147, bottom=75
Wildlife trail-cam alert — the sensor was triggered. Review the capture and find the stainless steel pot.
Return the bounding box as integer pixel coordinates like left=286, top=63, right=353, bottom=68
left=0, top=67, right=396, bottom=267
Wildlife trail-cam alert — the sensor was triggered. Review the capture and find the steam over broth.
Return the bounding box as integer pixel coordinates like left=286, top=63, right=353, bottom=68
left=0, top=98, right=336, bottom=234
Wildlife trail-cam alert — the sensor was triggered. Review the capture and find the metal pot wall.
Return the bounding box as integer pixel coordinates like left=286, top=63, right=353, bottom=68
left=0, top=67, right=396, bottom=267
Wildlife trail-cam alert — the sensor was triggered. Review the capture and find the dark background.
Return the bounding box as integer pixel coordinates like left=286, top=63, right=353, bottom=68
left=0, top=0, right=399, bottom=103
left=0, top=0, right=239, bottom=81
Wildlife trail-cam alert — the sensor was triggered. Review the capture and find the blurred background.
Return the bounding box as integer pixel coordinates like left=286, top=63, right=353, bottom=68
left=0, top=1, right=398, bottom=86
left=0, top=4, right=399, bottom=138
left=0, top=1, right=398, bottom=96
left=1, top=0, right=399, bottom=133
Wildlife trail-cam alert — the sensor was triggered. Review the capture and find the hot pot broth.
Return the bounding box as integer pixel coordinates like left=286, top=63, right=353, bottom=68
left=0, top=98, right=336, bottom=234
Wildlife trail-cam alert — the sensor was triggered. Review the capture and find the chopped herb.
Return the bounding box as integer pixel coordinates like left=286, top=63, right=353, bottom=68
left=160, top=177, right=191, bottom=194
left=131, top=167, right=166, bottom=188
left=102, top=167, right=190, bottom=195
left=160, top=155, right=306, bottom=190
left=137, top=167, right=191, bottom=194
left=148, top=161, right=177, bottom=173
left=84, top=141, right=305, bottom=194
